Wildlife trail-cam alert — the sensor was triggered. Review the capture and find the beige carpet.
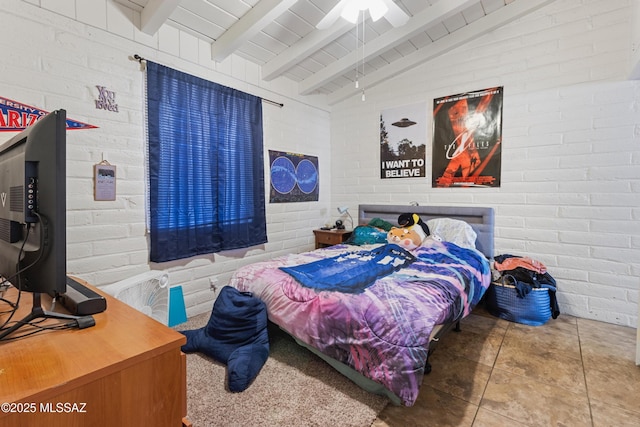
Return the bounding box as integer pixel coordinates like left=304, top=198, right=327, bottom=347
left=178, top=312, right=389, bottom=427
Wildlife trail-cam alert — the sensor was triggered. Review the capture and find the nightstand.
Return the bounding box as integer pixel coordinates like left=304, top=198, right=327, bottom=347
left=313, top=229, right=352, bottom=249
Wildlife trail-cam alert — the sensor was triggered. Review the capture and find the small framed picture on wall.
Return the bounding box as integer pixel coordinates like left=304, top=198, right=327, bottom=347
left=94, top=162, right=116, bottom=201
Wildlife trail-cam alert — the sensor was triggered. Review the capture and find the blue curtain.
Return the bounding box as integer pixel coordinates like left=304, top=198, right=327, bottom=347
left=146, top=61, right=267, bottom=262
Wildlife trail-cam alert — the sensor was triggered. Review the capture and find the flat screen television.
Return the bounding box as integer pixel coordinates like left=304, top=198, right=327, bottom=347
left=0, top=109, right=93, bottom=341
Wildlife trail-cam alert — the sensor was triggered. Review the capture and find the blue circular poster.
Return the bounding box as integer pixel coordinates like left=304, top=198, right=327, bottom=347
left=270, top=156, right=296, bottom=194
left=269, top=150, right=319, bottom=203
left=295, top=159, right=318, bottom=194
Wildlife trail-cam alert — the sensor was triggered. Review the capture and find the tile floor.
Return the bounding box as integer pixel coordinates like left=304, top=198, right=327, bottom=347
left=373, top=305, right=640, bottom=427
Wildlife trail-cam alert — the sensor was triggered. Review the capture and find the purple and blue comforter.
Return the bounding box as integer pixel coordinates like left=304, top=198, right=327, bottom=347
left=229, top=239, right=491, bottom=406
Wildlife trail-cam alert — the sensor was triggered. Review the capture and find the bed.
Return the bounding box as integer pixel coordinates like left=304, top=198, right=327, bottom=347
left=229, top=204, right=494, bottom=406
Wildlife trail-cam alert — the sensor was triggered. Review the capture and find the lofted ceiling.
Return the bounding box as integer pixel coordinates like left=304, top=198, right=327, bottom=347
left=113, top=0, right=553, bottom=105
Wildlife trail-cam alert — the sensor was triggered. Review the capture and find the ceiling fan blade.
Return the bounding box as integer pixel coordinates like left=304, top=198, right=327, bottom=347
left=380, top=0, right=410, bottom=27
left=316, top=0, right=350, bottom=30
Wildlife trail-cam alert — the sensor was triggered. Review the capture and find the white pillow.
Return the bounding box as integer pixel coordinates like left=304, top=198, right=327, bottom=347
left=426, top=218, right=477, bottom=249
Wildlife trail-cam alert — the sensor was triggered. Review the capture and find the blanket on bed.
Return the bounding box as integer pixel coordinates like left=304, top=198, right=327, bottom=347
left=279, top=243, right=415, bottom=293
left=229, top=239, right=491, bottom=406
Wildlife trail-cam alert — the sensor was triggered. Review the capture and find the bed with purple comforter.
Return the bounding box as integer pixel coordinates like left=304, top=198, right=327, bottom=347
left=229, top=235, right=491, bottom=406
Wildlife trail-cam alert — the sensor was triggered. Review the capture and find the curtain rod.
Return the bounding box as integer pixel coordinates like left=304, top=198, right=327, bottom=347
left=133, top=54, right=284, bottom=108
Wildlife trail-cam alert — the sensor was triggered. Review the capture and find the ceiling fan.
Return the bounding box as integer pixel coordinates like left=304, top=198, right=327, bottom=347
left=316, top=0, right=410, bottom=30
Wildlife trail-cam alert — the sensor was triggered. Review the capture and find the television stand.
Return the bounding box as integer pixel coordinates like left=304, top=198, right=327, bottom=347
left=1, top=281, right=189, bottom=426
left=0, top=292, right=94, bottom=340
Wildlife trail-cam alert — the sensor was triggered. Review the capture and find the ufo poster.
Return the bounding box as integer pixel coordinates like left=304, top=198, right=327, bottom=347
left=380, top=102, right=427, bottom=179
left=269, top=150, right=319, bottom=203
left=432, top=87, right=503, bottom=188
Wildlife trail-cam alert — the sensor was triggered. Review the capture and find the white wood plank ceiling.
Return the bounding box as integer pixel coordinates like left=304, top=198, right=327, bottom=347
left=113, top=0, right=553, bottom=104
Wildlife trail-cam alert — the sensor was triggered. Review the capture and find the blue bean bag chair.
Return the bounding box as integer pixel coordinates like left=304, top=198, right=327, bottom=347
left=180, top=286, right=269, bottom=392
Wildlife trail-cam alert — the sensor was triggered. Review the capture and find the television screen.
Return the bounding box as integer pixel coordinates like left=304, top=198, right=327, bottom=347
left=0, top=110, right=96, bottom=341
left=0, top=109, right=67, bottom=295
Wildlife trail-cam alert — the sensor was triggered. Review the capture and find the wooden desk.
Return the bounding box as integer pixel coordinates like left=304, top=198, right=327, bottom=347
left=0, top=281, right=189, bottom=427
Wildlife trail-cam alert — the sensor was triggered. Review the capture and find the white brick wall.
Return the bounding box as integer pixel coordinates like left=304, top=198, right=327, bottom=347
left=1, top=0, right=331, bottom=316
left=631, top=0, right=640, bottom=78
left=330, top=0, right=639, bottom=326
left=3, top=0, right=638, bottom=327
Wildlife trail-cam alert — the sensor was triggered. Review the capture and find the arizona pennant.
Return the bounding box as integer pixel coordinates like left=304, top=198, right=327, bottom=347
left=0, top=96, right=98, bottom=131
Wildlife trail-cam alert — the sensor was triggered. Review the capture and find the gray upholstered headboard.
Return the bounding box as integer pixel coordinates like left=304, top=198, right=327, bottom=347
left=358, top=204, right=495, bottom=260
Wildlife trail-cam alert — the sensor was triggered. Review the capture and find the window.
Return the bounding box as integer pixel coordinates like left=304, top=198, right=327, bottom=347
left=146, top=62, right=267, bottom=262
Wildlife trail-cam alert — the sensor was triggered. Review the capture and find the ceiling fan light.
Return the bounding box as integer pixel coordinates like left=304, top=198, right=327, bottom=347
left=341, top=2, right=361, bottom=24
left=369, top=0, right=388, bottom=22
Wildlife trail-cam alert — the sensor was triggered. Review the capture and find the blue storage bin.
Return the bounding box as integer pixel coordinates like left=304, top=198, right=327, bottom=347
left=484, top=276, right=553, bottom=326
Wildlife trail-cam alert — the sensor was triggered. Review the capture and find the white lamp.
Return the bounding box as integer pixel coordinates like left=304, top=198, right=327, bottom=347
left=368, top=0, right=388, bottom=22
left=337, top=206, right=354, bottom=230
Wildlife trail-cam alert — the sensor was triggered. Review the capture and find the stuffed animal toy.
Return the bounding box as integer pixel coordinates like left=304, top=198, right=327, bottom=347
left=387, top=226, right=424, bottom=250
left=398, top=213, right=430, bottom=240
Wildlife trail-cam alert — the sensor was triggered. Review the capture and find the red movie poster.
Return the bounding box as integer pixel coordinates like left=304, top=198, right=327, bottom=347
left=432, top=87, right=503, bottom=187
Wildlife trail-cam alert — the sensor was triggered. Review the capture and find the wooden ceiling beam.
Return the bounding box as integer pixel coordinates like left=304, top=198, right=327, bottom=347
left=140, top=0, right=181, bottom=35
left=211, top=0, right=299, bottom=62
